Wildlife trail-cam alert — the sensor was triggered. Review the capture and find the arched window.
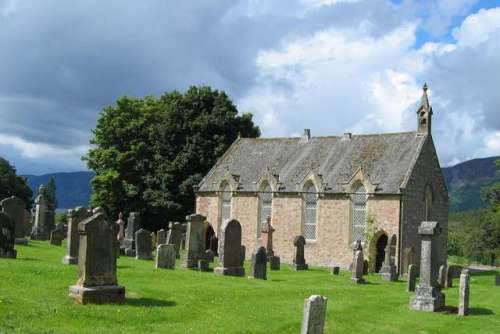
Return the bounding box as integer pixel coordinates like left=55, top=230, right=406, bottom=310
left=303, top=182, right=318, bottom=240
left=425, top=184, right=433, bottom=220
left=352, top=184, right=367, bottom=243
left=259, top=182, right=273, bottom=233
left=220, top=182, right=232, bottom=225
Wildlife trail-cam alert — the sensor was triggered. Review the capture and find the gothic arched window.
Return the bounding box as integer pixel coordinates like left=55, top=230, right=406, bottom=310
left=303, top=182, right=318, bottom=240
left=220, top=182, right=232, bottom=225
left=259, top=182, right=273, bottom=233
left=352, top=184, right=367, bottom=243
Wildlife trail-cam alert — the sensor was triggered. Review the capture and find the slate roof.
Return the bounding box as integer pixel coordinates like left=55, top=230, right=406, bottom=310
left=197, top=131, right=426, bottom=194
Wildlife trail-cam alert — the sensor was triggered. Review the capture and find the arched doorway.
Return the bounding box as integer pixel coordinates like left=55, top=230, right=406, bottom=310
left=375, top=234, right=388, bottom=273
left=205, top=224, right=215, bottom=251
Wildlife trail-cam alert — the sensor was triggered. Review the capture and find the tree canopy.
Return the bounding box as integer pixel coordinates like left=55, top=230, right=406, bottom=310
left=0, top=157, right=33, bottom=208
left=84, top=86, right=260, bottom=230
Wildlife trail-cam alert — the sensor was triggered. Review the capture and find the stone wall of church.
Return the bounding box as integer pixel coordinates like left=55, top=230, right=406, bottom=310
left=401, top=135, right=448, bottom=274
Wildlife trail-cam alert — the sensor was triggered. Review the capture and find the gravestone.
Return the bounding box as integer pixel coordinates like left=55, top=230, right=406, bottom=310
left=214, top=219, right=245, bottom=276
left=0, top=212, right=16, bottom=258
left=445, top=265, right=453, bottom=288
left=458, top=269, right=470, bottom=316
left=380, top=235, right=398, bottom=281
left=240, top=245, right=246, bottom=266
left=438, top=265, right=446, bottom=288
left=351, top=244, right=365, bottom=284
left=251, top=246, right=267, bottom=280
left=123, top=212, right=141, bottom=256
left=156, top=244, right=176, bottom=269
left=182, top=214, right=205, bottom=268
left=1, top=196, right=27, bottom=245
left=156, top=229, right=167, bottom=246
left=31, top=185, right=55, bottom=240
left=68, top=212, right=125, bottom=304
left=167, top=222, right=182, bottom=259
left=301, top=295, right=328, bottom=334
left=198, top=259, right=210, bottom=272
left=410, top=221, right=445, bottom=312
left=115, top=212, right=126, bottom=247
left=135, top=229, right=153, bottom=260
left=407, top=264, right=417, bottom=292
left=293, top=235, right=308, bottom=270
left=205, top=249, right=215, bottom=262
left=330, top=266, right=340, bottom=275
left=63, top=207, right=89, bottom=265
left=50, top=229, right=64, bottom=246
left=150, top=232, right=156, bottom=251
left=402, top=247, right=415, bottom=275
left=260, top=216, right=275, bottom=259
left=270, top=256, right=280, bottom=270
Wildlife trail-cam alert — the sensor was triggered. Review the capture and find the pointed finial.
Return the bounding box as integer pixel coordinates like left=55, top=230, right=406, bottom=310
left=423, top=82, right=428, bottom=92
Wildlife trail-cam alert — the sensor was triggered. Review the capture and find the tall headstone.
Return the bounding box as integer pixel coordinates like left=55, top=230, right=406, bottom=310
left=445, top=265, right=453, bottom=288
left=214, top=219, right=245, bottom=276
left=380, top=235, right=398, bottom=281
left=63, top=207, right=89, bottom=265
left=156, top=244, right=176, bottom=269
left=458, top=269, right=470, bottom=316
left=351, top=243, right=365, bottom=284
left=31, top=185, right=55, bottom=240
left=156, top=229, right=167, bottom=246
left=301, top=295, right=327, bottom=334
left=68, top=212, right=125, bottom=304
left=182, top=214, right=205, bottom=268
left=251, top=246, right=267, bottom=280
left=135, top=229, right=153, bottom=260
left=167, top=222, right=182, bottom=259
left=1, top=196, right=27, bottom=245
left=123, top=212, right=140, bottom=256
left=115, top=212, right=126, bottom=246
left=438, top=265, right=446, bottom=288
left=150, top=232, right=156, bottom=251
left=0, top=212, right=16, bottom=258
left=402, top=247, right=415, bottom=275
left=50, top=229, right=64, bottom=246
left=410, top=221, right=445, bottom=312
left=407, top=264, right=417, bottom=292
left=293, top=235, right=308, bottom=270
left=260, top=216, right=275, bottom=259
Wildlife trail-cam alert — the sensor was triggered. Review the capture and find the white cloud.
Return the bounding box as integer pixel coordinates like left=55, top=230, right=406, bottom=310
left=452, top=7, right=500, bottom=47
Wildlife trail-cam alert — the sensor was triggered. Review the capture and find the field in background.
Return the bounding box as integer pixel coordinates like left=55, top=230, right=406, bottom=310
left=0, top=241, right=499, bottom=334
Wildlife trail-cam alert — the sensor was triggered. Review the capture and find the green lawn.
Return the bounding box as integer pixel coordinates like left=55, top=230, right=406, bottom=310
left=0, top=241, right=499, bottom=334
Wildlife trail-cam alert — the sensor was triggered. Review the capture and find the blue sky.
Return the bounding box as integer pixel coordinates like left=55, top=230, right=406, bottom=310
left=1, top=0, right=500, bottom=175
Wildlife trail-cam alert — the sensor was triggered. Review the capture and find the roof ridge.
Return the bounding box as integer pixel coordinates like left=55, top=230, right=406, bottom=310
left=237, top=131, right=417, bottom=141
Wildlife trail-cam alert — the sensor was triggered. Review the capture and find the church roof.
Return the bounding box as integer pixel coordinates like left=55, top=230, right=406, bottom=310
left=197, top=131, right=426, bottom=194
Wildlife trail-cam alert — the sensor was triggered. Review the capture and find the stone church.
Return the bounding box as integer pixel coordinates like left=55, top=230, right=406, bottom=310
left=195, top=85, right=447, bottom=273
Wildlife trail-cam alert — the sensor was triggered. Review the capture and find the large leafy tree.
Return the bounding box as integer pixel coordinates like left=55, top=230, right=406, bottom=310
left=84, top=86, right=260, bottom=230
left=0, top=157, right=33, bottom=208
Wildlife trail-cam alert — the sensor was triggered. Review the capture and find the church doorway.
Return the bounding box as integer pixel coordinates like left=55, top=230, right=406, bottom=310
left=375, top=234, right=388, bottom=273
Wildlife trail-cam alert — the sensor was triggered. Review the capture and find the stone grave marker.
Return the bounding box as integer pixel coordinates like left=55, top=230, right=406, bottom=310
left=156, top=229, right=167, bottom=246
left=251, top=246, right=267, bottom=280
left=410, top=221, right=445, bottom=312
left=68, top=212, right=124, bottom=304
left=0, top=212, right=16, bottom=258
left=1, top=196, right=27, bottom=245
left=438, top=265, right=446, bottom=288
left=351, top=243, right=365, bottom=284
left=407, top=264, right=417, bottom=292
left=198, top=259, right=210, bottom=272
left=31, top=185, right=55, bottom=240
left=270, top=256, right=280, bottom=270
left=63, top=207, right=89, bottom=265
left=167, top=222, right=182, bottom=259
left=135, top=228, right=153, bottom=260
left=156, top=244, right=176, bottom=269
left=50, top=229, right=64, bottom=246
left=458, top=269, right=470, bottom=316
left=214, top=219, right=245, bottom=276
left=380, top=235, right=398, bottom=281
left=182, top=214, right=205, bottom=268
left=301, top=295, right=327, bottom=334
left=293, top=235, right=308, bottom=270
left=123, top=212, right=141, bottom=256
left=445, top=265, right=453, bottom=288
left=260, top=215, right=275, bottom=259
left=331, top=266, right=340, bottom=275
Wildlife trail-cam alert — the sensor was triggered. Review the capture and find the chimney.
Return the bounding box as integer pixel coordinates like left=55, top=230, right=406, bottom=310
left=301, top=129, right=311, bottom=143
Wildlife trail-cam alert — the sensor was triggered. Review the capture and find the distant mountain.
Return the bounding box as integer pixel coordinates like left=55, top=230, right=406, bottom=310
left=442, top=156, right=500, bottom=212
left=23, top=171, right=94, bottom=210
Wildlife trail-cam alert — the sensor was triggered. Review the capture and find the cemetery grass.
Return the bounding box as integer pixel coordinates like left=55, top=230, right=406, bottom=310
left=0, top=242, right=499, bottom=334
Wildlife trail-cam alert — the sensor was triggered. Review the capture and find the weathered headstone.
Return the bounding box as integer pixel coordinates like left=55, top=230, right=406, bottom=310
left=135, top=229, right=153, bottom=260
left=68, top=212, right=125, bottom=304
left=156, top=244, right=176, bottom=269
left=251, top=246, right=267, bottom=280
left=198, top=259, right=210, bottom=272
left=301, top=295, right=327, bottom=334
left=260, top=216, right=275, bottom=259
left=351, top=244, right=365, bottom=284
left=0, top=212, right=16, bottom=258
left=380, top=235, right=398, bottom=281
left=31, top=185, right=55, bottom=240
left=167, top=222, right=182, bottom=259
left=270, top=256, right=280, bottom=270
left=438, top=265, right=446, bottom=288
left=214, top=219, right=245, bottom=276
left=156, top=229, right=167, bottom=246
left=293, top=235, right=308, bottom=270
left=410, top=221, right=445, bottom=312
left=1, top=196, right=27, bottom=245
left=150, top=232, right=156, bottom=251
left=445, top=265, right=453, bottom=288
left=63, top=207, right=89, bottom=265
left=458, top=269, right=470, bottom=316
left=330, top=266, right=340, bottom=275
left=205, top=249, right=215, bottom=262
left=407, top=264, right=417, bottom=292
left=123, top=212, right=141, bottom=256
left=182, top=214, right=205, bottom=268
left=115, top=212, right=126, bottom=245
left=50, top=229, right=64, bottom=246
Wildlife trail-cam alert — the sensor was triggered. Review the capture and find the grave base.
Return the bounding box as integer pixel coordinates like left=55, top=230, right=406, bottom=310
left=410, top=284, right=445, bottom=312
left=62, top=255, right=78, bottom=265
left=15, top=238, right=28, bottom=245
left=380, top=265, right=398, bottom=281
left=293, top=263, right=308, bottom=271
left=69, top=284, right=125, bottom=305
left=351, top=277, right=365, bottom=284
left=214, top=266, right=245, bottom=277
left=0, top=249, right=16, bottom=258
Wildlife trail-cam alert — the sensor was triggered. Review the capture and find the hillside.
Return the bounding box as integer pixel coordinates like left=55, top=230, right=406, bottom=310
left=442, top=156, right=500, bottom=212
left=23, top=171, right=94, bottom=210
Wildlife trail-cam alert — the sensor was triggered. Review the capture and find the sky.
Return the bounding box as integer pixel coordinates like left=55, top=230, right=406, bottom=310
left=1, top=0, right=500, bottom=175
